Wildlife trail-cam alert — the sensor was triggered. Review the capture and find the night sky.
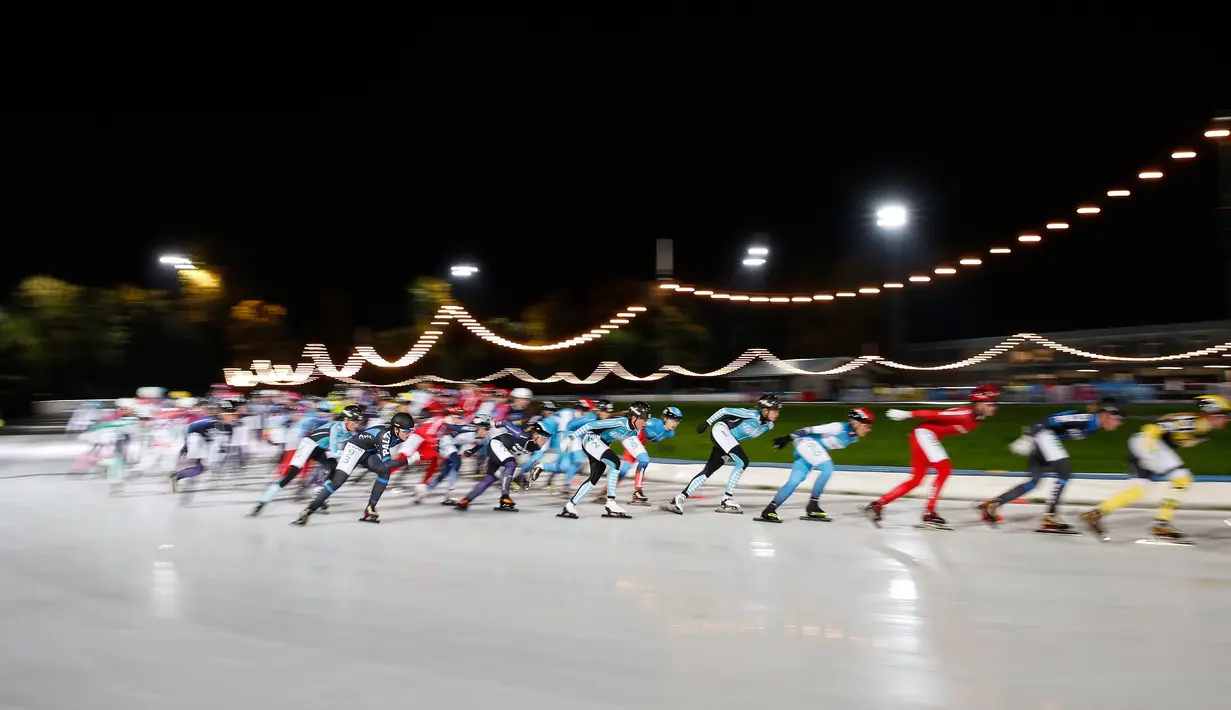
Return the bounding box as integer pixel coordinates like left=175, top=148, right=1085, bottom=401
left=3, top=15, right=1227, bottom=353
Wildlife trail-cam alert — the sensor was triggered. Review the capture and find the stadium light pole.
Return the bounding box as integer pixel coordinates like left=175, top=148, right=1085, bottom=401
left=876, top=205, right=908, bottom=356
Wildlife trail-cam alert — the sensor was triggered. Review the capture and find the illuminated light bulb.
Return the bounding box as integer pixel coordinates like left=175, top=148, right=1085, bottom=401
left=769, top=297, right=790, bottom=303
left=883, top=282, right=904, bottom=288
left=908, top=275, right=931, bottom=282
left=1018, top=235, right=1042, bottom=243
left=791, top=296, right=813, bottom=302
left=836, top=292, right=856, bottom=298
left=989, top=247, right=1011, bottom=254
left=617, top=312, right=635, bottom=317
left=934, top=267, right=957, bottom=275
left=695, top=290, right=713, bottom=296
left=1107, top=189, right=1130, bottom=197
left=959, top=258, right=982, bottom=265
left=858, top=287, right=880, bottom=294
left=1138, top=171, right=1163, bottom=179
left=425, top=330, right=443, bottom=335
left=1171, top=150, right=1196, bottom=159
left=750, top=297, right=770, bottom=302
left=814, top=294, right=834, bottom=300
left=1076, top=206, right=1100, bottom=214
left=1206, top=129, right=1230, bottom=138
left=610, top=319, right=629, bottom=324
left=659, top=283, right=679, bottom=289
left=711, top=293, right=731, bottom=299
left=677, top=287, right=695, bottom=292
left=730, top=295, right=750, bottom=301
left=1046, top=222, right=1069, bottom=230
left=431, top=321, right=448, bottom=325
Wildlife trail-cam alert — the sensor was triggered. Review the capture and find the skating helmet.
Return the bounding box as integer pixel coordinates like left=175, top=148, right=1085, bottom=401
left=529, top=420, right=553, bottom=439
left=541, top=401, right=559, bottom=412
left=217, top=400, right=237, bottom=413
left=577, top=398, right=595, bottom=411
left=315, top=399, right=334, bottom=412
left=594, top=399, right=615, bottom=413
left=628, top=401, right=652, bottom=420
left=1097, top=398, right=1124, bottom=418
left=510, top=387, right=533, bottom=400
left=662, top=406, right=683, bottom=420
left=757, top=393, right=782, bottom=410
left=390, top=412, right=414, bottom=431
left=341, top=404, right=364, bottom=421
left=1195, top=394, right=1231, bottom=414
left=471, top=414, right=493, bottom=429
left=969, top=385, right=1000, bottom=403
left=847, top=407, right=874, bottom=424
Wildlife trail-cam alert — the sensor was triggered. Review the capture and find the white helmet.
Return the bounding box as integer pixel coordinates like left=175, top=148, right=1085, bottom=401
left=176, top=397, right=198, bottom=408
left=510, top=387, right=533, bottom=399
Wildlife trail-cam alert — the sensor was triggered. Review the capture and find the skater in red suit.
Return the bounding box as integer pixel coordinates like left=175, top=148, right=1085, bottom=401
left=862, top=384, right=1000, bottom=529
left=390, top=406, right=463, bottom=483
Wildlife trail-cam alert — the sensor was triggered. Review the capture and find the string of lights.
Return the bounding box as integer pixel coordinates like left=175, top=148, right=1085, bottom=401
left=655, top=131, right=1221, bottom=302
left=223, top=333, right=1231, bottom=388
left=223, top=302, right=647, bottom=387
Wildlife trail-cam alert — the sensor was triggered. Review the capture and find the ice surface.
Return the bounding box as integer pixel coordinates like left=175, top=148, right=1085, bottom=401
left=2, top=454, right=1230, bottom=710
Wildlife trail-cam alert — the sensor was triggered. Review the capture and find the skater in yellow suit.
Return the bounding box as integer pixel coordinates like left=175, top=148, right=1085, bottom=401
left=1081, top=395, right=1230, bottom=541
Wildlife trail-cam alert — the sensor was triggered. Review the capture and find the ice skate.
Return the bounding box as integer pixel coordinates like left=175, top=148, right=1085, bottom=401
left=454, top=498, right=471, bottom=511
left=440, top=496, right=460, bottom=506
left=754, top=507, right=783, bottom=524
left=528, top=464, right=544, bottom=482
left=359, top=504, right=380, bottom=523
left=1138, top=520, right=1194, bottom=546
left=860, top=501, right=883, bottom=528
left=494, top=496, right=519, bottom=512
left=800, top=500, right=831, bottom=522
left=168, top=473, right=178, bottom=493
left=557, top=501, right=579, bottom=519
left=916, top=510, right=952, bottom=530
left=291, top=508, right=311, bottom=526
left=1036, top=513, right=1078, bottom=535
left=603, top=498, right=631, bottom=519
left=1080, top=509, right=1109, bottom=541
left=660, top=494, right=685, bottom=515
left=249, top=502, right=265, bottom=517
left=715, top=495, right=743, bottom=514
left=975, top=499, right=1002, bottom=526
left=629, top=489, right=650, bottom=506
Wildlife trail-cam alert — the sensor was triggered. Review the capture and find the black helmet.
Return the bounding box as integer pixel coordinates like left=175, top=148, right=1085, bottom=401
left=628, top=401, right=652, bottom=420
left=217, top=400, right=237, bottom=413
left=757, top=393, right=782, bottom=410
left=390, top=412, right=414, bottom=431
left=341, top=404, right=364, bottom=421
left=1097, top=398, right=1124, bottom=418
left=529, top=420, right=552, bottom=439
left=594, top=399, right=615, bottom=413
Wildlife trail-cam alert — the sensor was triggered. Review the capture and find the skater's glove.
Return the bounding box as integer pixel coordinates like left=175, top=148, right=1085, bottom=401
left=772, top=435, right=792, bottom=450
left=886, top=409, right=911, bottom=422
left=696, top=421, right=709, bottom=434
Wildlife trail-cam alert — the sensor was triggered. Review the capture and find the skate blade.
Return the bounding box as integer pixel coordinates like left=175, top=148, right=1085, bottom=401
left=440, top=501, right=458, bottom=506
left=628, top=500, right=651, bottom=506
left=659, top=504, right=683, bottom=515
left=753, top=516, right=782, bottom=524
left=493, top=506, right=520, bottom=512
left=1135, top=538, right=1196, bottom=546
left=1035, top=528, right=1080, bottom=535
left=799, top=515, right=832, bottom=522
left=359, top=517, right=381, bottom=524
left=714, top=508, right=744, bottom=514
left=602, top=512, right=632, bottom=519
left=556, top=511, right=578, bottom=519
left=914, top=523, right=953, bottom=531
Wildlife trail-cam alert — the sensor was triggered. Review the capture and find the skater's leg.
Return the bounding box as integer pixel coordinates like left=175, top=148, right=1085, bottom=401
left=497, top=459, right=518, bottom=497
left=721, top=445, right=750, bottom=497
left=680, top=446, right=727, bottom=499
left=768, top=458, right=811, bottom=507
left=876, top=430, right=938, bottom=506
left=1045, top=458, right=1073, bottom=514
left=995, top=457, right=1046, bottom=505
left=307, top=466, right=349, bottom=512
left=924, top=459, right=953, bottom=512
left=461, top=471, right=499, bottom=501
left=809, top=459, right=836, bottom=500
left=568, top=453, right=605, bottom=505
left=1155, top=468, right=1193, bottom=523
left=365, top=456, right=394, bottom=509
left=602, top=450, right=623, bottom=498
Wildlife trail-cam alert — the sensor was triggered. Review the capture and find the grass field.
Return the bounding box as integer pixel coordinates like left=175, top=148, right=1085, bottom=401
left=614, top=403, right=1231, bottom=475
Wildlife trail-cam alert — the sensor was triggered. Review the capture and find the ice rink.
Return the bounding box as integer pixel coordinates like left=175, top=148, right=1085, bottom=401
left=3, top=443, right=1231, bottom=710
